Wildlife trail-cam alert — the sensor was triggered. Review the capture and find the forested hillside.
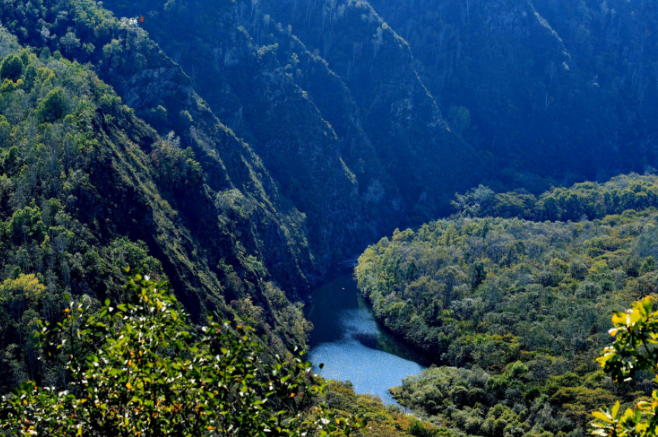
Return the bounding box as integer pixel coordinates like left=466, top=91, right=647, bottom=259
left=356, top=180, right=658, bottom=434
left=369, top=0, right=658, bottom=188
left=453, top=174, right=658, bottom=221
left=102, top=0, right=401, bottom=263
left=0, top=27, right=440, bottom=434
left=2, top=0, right=656, bottom=304
left=91, top=0, right=658, bottom=221
left=0, top=0, right=321, bottom=293
left=0, top=25, right=310, bottom=394
left=247, top=0, right=488, bottom=220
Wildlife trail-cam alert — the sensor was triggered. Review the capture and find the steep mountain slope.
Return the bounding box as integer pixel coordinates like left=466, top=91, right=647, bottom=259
left=5, top=0, right=656, bottom=281
left=532, top=0, right=658, bottom=173
left=534, top=0, right=658, bottom=105
left=0, top=0, right=320, bottom=295
left=367, top=0, right=658, bottom=186
left=252, top=0, right=487, bottom=218
left=100, top=0, right=401, bottom=264
left=0, top=26, right=309, bottom=392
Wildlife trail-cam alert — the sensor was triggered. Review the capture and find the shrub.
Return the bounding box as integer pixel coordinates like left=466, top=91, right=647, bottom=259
left=592, top=297, right=658, bottom=436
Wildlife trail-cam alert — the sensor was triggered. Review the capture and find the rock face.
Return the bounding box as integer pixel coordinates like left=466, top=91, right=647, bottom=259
left=100, top=0, right=409, bottom=267
left=91, top=0, right=486, bottom=274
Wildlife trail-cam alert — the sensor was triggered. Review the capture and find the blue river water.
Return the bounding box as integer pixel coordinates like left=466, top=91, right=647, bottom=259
left=306, top=273, right=427, bottom=405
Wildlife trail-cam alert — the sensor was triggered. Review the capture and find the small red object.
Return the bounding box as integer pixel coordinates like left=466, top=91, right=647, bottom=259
left=139, top=16, right=145, bottom=22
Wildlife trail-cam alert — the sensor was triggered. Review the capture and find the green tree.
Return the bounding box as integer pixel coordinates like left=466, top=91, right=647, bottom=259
left=37, top=88, right=67, bottom=122
left=469, top=259, right=487, bottom=290
left=0, top=272, right=364, bottom=436
left=0, top=274, right=46, bottom=345
left=0, top=55, right=22, bottom=81
left=8, top=204, right=46, bottom=243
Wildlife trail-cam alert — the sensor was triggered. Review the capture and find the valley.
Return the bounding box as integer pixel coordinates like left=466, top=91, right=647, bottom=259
left=0, top=0, right=657, bottom=435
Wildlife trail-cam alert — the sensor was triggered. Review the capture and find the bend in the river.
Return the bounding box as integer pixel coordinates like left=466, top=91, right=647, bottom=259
left=306, top=273, right=428, bottom=406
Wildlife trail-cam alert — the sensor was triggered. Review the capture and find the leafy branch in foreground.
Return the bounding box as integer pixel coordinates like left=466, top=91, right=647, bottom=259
left=0, top=270, right=364, bottom=436
left=591, top=297, right=658, bottom=437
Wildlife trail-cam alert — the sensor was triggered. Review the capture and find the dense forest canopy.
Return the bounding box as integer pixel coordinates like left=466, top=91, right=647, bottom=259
left=0, top=24, right=314, bottom=399
left=356, top=179, right=658, bottom=435
left=452, top=174, right=658, bottom=222
left=1, top=273, right=368, bottom=436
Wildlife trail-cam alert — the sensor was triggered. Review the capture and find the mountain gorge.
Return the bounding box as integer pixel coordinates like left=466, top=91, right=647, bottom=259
left=0, top=0, right=658, bottom=434
left=3, top=0, right=655, bottom=309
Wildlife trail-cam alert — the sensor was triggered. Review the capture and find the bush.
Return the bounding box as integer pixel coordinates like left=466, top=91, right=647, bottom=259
left=592, top=297, right=658, bottom=436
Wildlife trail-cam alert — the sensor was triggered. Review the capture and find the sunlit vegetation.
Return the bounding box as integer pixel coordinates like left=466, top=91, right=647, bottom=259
left=453, top=175, right=658, bottom=222
left=0, top=37, right=165, bottom=393
left=0, top=31, right=310, bottom=398
left=0, top=272, right=366, bottom=436
left=0, top=0, right=657, bottom=434
left=592, top=297, right=658, bottom=437
left=0, top=0, right=322, bottom=310
left=357, top=183, right=658, bottom=435
left=319, top=381, right=452, bottom=437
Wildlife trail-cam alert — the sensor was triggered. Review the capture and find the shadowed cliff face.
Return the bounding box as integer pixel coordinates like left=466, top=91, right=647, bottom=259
left=98, top=0, right=417, bottom=263
left=103, top=0, right=387, bottom=265
left=250, top=0, right=487, bottom=218
left=366, top=0, right=658, bottom=188
left=96, top=0, right=488, bottom=262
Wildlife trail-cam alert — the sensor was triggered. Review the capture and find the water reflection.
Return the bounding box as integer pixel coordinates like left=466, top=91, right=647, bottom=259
left=306, top=273, right=426, bottom=405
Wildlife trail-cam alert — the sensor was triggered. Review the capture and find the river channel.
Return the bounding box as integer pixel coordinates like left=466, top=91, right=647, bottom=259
left=306, top=273, right=428, bottom=405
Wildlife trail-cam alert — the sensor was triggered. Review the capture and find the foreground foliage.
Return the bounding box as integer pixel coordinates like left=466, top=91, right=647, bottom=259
left=0, top=272, right=364, bottom=436
left=591, top=297, right=658, bottom=437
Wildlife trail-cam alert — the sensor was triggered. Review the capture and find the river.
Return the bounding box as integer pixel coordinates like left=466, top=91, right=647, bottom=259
left=306, top=273, right=427, bottom=405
